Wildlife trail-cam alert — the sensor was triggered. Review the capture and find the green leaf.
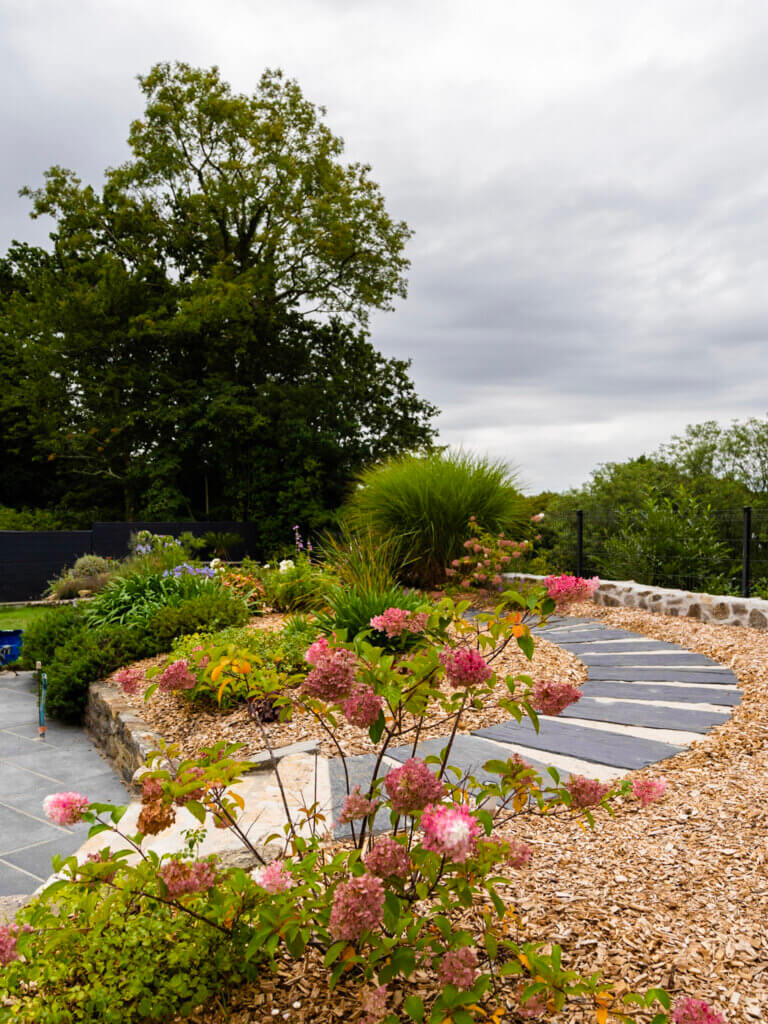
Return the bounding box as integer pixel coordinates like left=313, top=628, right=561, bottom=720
left=403, top=995, right=425, bottom=1022
left=88, top=823, right=112, bottom=839
left=646, top=988, right=671, bottom=1010
left=184, top=799, right=207, bottom=824
left=323, top=941, right=348, bottom=967
left=368, top=710, right=386, bottom=743
left=516, top=633, right=534, bottom=660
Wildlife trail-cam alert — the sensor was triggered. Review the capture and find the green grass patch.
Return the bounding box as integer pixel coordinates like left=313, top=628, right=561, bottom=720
left=0, top=605, right=53, bottom=631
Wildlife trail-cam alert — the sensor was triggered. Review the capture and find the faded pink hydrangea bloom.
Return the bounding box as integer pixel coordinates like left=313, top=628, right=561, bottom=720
left=369, top=607, right=429, bottom=638
left=302, top=646, right=358, bottom=703
left=420, top=803, right=482, bottom=863
left=671, top=997, right=726, bottom=1024
left=0, top=923, right=31, bottom=966
left=438, top=946, right=479, bottom=989
left=342, top=687, right=384, bottom=728
left=159, top=859, right=216, bottom=897
left=530, top=678, right=583, bottom=716
left=565, top=775, right=611, bottom=808
left=506, top=837, right=533, bottom=869
left=141, top=777, right=164, bottom=802
left=252, top=860, right=294, bottom=894
left=305, top=635, right=330, bottom=666
left=329, top=874, right=385, bottom=941
left=338, top=787, right=378, bottom=824
left=43, top=792, right=89, bottom=826
left=518, top=983, right=548, bottom=1019
left=632, top=777, right=667, bottom=806
left=544, top=574, right=600, bottom=607
left=440, top=646, right=493, bottom=689
left=174, top=766, right=207, bottom=806
left=157, top=659, right=196, bottom=693
left=364, top=837, right=410, bottom=880
left=361, top=984, right=388, bottom=1024
left=385, top=758, right=445, bottom=815
left=114, top=666, right=143, bottom=695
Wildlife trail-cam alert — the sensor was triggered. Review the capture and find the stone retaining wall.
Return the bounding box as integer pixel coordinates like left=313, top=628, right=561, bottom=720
left=502, top=574, right=768, bottom=630
left=84, top=683, right=165, bottom=783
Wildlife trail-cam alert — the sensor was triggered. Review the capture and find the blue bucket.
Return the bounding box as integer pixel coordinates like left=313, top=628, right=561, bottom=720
left=0, top=629, right=23, bottom=665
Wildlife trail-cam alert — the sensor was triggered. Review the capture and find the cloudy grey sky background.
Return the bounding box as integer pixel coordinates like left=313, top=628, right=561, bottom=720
left=4, top=0, right=768, bottom=494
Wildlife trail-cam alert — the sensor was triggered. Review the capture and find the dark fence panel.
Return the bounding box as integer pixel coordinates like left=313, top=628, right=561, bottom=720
left=91, top=521, right=260, bottom=560
left=0, top=531, right=93, bottom=602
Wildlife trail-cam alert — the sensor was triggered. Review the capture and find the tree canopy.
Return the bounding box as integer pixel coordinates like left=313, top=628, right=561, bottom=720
left=0, top=63, right=436, bottom=544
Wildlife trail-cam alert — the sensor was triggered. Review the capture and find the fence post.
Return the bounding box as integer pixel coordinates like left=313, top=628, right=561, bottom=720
left=576, top=510, right=584, bottom=577
left=741, top=506, right=752, bottom=598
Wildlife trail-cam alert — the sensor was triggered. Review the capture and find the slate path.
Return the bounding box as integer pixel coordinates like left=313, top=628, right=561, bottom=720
left=329, top=615, right=740, bottom=831
left=0, top=671, right=128, bottom=896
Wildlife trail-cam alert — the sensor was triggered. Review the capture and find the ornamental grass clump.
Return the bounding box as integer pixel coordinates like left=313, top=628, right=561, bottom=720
left=0, top=584, right=723, bottom=1024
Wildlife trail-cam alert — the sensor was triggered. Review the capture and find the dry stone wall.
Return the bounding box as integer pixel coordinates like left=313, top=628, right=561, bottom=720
left=502, top=573, right=768, bottom=630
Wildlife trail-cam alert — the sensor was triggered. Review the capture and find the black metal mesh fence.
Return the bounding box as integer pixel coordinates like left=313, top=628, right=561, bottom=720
left=542, top=507, right=768, bottom=597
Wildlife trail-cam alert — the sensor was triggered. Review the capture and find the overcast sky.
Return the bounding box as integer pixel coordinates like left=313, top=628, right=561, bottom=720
left=4, top=0, right=768, bottom=493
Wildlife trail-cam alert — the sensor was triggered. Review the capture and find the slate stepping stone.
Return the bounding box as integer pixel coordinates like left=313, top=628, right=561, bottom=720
left=578, top=653, right=721, bottom=668
left=558, top=696, right=729, bottom=733
left=533, top=629, right=640, bottom=643
left=473, top=719, right=684, bottom=769
left=557, top=640, right=683, bottom=653
left=328, top=755, right=391, bottom=839
left=587, top=666, right=738, bottom=684
left=582, top=680, right=740, bottom=707
left=388, top=735, right=552, bottom=786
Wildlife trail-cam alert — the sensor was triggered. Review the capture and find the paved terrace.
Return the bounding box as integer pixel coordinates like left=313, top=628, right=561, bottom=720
left=0, top=670, right=127, bottom=897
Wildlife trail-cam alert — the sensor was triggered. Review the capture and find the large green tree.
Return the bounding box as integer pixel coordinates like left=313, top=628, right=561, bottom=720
left=0, top=63, right=436, bottom=544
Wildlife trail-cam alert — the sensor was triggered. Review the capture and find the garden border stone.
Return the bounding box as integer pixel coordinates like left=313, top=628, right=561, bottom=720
left=84, top=681, right=318, bottom=784
left=503, top=573, right=768, bottom=630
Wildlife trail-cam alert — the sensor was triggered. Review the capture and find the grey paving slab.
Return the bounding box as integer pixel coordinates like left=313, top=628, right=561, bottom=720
left=559, top=697, right=730, bottom=733
left=329, top=755, right=391, bottom=839
left=2, top=837, right=80, bottom=880
left=578, top=653, right=723, bottom=668
left=582, top=680, right=741, bottom=706
left=532, top=629, right=640, bottom=642
left=0, top=762, right=64, bottom=799
left=0, top=731, right=42, bottom=757
left=0, top=862, right=40, bottom=896
left=0, top=804, right=67, bottom=856
left=587, top=666, right=738, bottom=684
left=388, top=735, right=552, bottom=786
left=473, top=719, right=684, bottom=770
left=556, top=640, right=683, bottom=653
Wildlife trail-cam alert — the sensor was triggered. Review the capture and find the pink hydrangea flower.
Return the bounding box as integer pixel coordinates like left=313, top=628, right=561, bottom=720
left=252, top=860, right=294, bottom=894
left=158, top=859, right=216, bottom=897
left=361, top=984, right=388, bottom=1024
left=0, top=923, right=31, bottom=966
left=385, top=758, right=445, bottom=814
left=329, top=874, right=385, bottom=941
left=364, top=837, right=410, bottom=880
left=338, top=787, right=378, bottom=824
left=114, top=667, right=143, bottom=694
left=506, top=837, right=533, bottom=868
left=530, top=678, right=583, bottom=716
left=342, top=687, right=383, bottom=728
left=518, top=983, right=548, bottom=1018
left=43, top=791, right=89, bottom=826
left=438, top=946, right=479, bottom=989
left=302, top=646, right=358, bottom=703
left=565, top=775, right=611, bottom=808
left=420, top=803, right=482, bottom=862
left=671, top=997, right=726, bottom=1024
left=305, top=635, right=329, bottom=666
left=157, top=658, right=196, bottom=693
left=369, top=607, right=429, bottom=638
left=440, top=647, right=493, bottom=689
left=544, top=574, right=600, bottom=607
left=632, top=777, right=667, bottom=806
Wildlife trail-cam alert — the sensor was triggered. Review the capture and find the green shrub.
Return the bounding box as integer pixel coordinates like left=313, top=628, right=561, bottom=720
left=259, top=554, right=334, bottom=611
left=72, top=554, right=111, bottom=576
left=82, top=568, right=221, bottom=628
left=48, top=571, right=113, bottom=599
left=314, top=583, right=433, bottom=649
left=19, top=606, right=83, bottom=669
left=0, top=857, right=263, bottom=1023
left=344, top=450, right=524, bottom=587
left=44, top=623, right=155, bottom=722
left=316, top=525, right=402, bottom=590
left=144, top=591, right=249, bottom=647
